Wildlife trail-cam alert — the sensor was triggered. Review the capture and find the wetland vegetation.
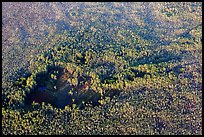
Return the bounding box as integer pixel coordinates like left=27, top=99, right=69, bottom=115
left=2, top=2, right=202, bottom=135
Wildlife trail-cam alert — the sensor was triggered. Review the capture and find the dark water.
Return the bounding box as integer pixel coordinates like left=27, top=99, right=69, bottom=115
left=25, top=86, right=121, bottom=109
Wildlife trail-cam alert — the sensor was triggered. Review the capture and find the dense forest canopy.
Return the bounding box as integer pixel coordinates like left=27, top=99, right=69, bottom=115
left=2, top=2, right=202, bottom=135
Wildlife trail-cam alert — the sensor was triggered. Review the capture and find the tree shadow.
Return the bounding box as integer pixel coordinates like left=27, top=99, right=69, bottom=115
left=132, top=49, right=182, bottom=66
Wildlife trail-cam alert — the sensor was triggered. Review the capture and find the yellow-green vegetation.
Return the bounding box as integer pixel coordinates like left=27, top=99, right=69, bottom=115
left=2, top=2, right=202, bottom=135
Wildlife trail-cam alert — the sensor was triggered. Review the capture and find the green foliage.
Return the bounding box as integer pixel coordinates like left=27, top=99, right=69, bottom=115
left=2, top=2, right=202, bottom=135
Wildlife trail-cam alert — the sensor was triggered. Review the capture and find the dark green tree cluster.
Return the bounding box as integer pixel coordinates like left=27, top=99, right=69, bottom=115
left=2, top=2, right=202, bottom=135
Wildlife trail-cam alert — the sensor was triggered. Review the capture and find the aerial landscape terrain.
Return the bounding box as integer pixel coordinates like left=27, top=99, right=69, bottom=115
left=2, top=2, right=202, bottom=135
